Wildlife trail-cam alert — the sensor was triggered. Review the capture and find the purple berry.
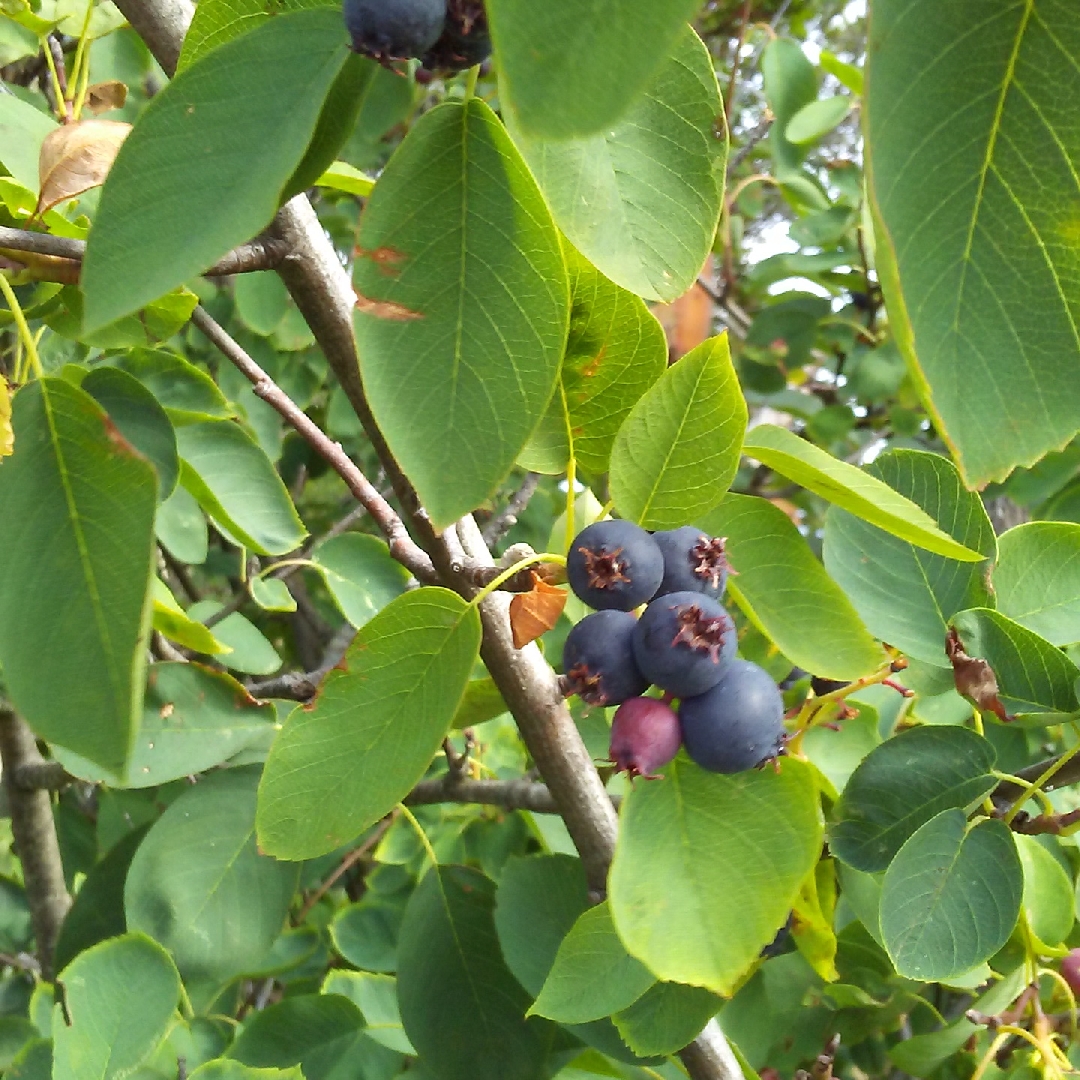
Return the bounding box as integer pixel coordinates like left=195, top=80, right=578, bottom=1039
left=342, top=0, right=445, bottom=62
left=609, top=697, right=682, bottom=780
left=566, top=520, right=664, bottom=612
left=561, top=610, right=648, bottom=707
left=421, top=0, right=491, bottom=73
left=1062, top=950, right=1080, bottom=996
left=652, top=527, right=730, bottom=600
left=631, top=591, right=736, bottom=697
left=678, top=660, right=786, bottom=774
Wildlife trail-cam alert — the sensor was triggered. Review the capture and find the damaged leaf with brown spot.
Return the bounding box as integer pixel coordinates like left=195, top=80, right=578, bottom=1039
left=36, top=119, right=132, bottom=216
left=945, top=627, right=1011, bottom=722
left=83, top=81, right=129, bottom=115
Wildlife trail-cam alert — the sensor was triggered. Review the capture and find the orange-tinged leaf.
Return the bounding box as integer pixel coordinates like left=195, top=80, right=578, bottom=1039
left=37, top=119, right=131, bottom=215
left=509, top=574, right=567, bottom=649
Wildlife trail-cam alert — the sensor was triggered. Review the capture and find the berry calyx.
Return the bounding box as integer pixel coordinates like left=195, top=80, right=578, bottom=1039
left=566, top=520, right=664, bottom=612
left=421, top=0, right=491, bottom=73
left=631, top=591, right=736, bottom=698
left=653, top=526, right=731, bottom=600
left=609, top=697, right=682, bottom=781
left=561, top=610, right=648, bottom=707
left=678, top=659, right=787, bottom=774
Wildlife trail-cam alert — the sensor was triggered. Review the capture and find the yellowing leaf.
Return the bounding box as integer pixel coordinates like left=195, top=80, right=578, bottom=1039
left=36, top=119, right=131, bottom=216
left=0, top=376, right=12, bottom=460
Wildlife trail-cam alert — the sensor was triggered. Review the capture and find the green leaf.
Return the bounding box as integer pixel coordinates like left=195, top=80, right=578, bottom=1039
left=82, top=10, right=350, bottom=333
left=0, top=93, right=56, bottom=191
left=176, top=422, right=307, bottom=556
left=698, top=494, right=883, bottom=680
left=488, top=0, right=699, bottom=140
left=52, top=934, right=180, bottom=1080
left=761, top=37, right=817, bottom=175
left=1016, top=835, right=1074, bottom=948
left=509, top=26, right=725, bottom=303
left=530, top=901, right=656, bottom=1024
left=823, top=449, right=996, bottom=667
left=151, top=579, right=227, bottom=653
left=234, top=272, right=290, bottom=337
left=819, top=51, right=863, bottom=95
left=744, top=426, right=985, bottom=561
left=0, top=378, right=156, bottom=774
left=609, top=334, right=746, bottom=529
left=258, top=588, right=481, bottom=860
left=829, top=726, right=998, bottom=873
left=312, top=533, right=410, bottom=629
left=186, top=601, right=284, bottom=675
left=191, top=1063, right=302, bottom=1080
left=56, top=663, right=276, bottom=788
left=54, top=825, right=147, bottom=974
left=6, top=1038, right=50, bottom=1080
left=994, top=522, right=1080, bottom=645
left=82, top=367, right=179, bottom=501
left=330, top=897, right=403, bottom=974
left=609, top=757, right=822, bottom=996
left=125, top=768, right=300, bottom=986
left=398, top=865, right=550, bottom=1080
left=156, top=485, right=209, bottom=564
left=785, top=96, right=850, bottom=145
left=353, top=97, right=567, bottom=529
left=315, top=161, right=375, bottom=197
left=177, top=0, right=336, bottom=69
left=951, top=608, right=1080, bottom=719
left=867, top=0, right=1080, bottom=487
left=451, top=676, right=508, bottom=730
left=518, top=249, right=668, bottom=475
left=611, top=982, right=722, bottom=1058
left=249, top=576, right=297, bottom=613
left=880, top=809, right=1022, bottom=980
left=48, top=287, right=199, bottom=352
left=109, top=349, right=235, bottom=425
left=321, top=971, right=415, bottom=1055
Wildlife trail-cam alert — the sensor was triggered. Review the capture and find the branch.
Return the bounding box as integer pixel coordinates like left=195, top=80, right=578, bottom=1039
left=0, top=708, right=71, bottom=978
left=189, top=305, right=437, bottom=584
left=0, top=225, right=288, bottom=278
left=482, top=472, right=541, bottom=546
left=406, top=775, right=621, bottom=815
left=993, top=753, right=1080, bottom=805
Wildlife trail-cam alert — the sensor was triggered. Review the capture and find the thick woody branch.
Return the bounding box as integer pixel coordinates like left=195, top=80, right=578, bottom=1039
left=0, top=225, right=288, bottom=277
left=993, top=753, right=1080, bottom=805
left=190, top=305, right=437, bottom=584
left=0, top=708, right=70, bottom=978
left=112, top=0, right=192, bottom=77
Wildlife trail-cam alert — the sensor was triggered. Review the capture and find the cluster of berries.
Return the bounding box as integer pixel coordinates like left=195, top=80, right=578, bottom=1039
left=561, top=521, right=786, bottom=778
left=343, top=0, right=491, bottom=73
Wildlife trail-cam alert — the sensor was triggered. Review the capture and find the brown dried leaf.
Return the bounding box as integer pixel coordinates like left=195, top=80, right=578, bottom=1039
left=83, top=80, right=128, bottom=115
left=36, top=119, right=132, bottom=216
left=0, top=376, right=12, bottom=461
left=509, top=574, right=567, bottom=649
left=945, top=628, right=1012, bottom=722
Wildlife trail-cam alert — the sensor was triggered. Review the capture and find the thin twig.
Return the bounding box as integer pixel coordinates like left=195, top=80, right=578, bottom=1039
left=296, top=814, right=395, bottom=921
left=723, top=0, right=753, bottom=124
left=190, top=305, right=437, bottom=584
left=482, top=472, right=541, bottom=546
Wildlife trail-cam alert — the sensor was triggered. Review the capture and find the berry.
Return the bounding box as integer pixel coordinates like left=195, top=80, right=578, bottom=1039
left=566, top=520, right=664, bottom=612
left=678, top=659, right=786, bottom=774
left=1063, top=950, right=1080, bottom=997
left=343, top=0, right=445, bottom=62
left=652, top=527, right=730, bottom=600
left=631, top=591, right=736, bottom=697
left=609, top=697, right=682, bottom=780
left=421, top=0, right=491, bottom=73
left=561, top=610, right=648, bottom=707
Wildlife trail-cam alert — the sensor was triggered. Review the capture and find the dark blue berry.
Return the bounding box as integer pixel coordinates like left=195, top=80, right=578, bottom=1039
left=562, top=610, right=648, bottom=707
left=631, top=591, right=736, bottom=697
left=421, top=0, right=490, bottom=73
left=678, top=659, right=786, bottom=773
left=343, top=0, right=445, bottom=62
left=652, top=527, right=730, bottom=600
left=609, top=697, right=682, bottom=780
left=566, top=520, right=663, bottom=612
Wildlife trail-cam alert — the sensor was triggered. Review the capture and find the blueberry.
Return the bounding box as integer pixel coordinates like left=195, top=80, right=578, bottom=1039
left=421, top=0, right=491, bottom=73
left=343, top=0, right=446, bottom=62
left=566, top=520, right=664, bottom=612
left=561, top=610, right=648, bottom=707
left=631, top=591, right=736, bottom=697
left=609, top=697, right=682, bottom=780
left=678, top=659, right=786, bottom=774
left=652, top=527, right=730, bottom=600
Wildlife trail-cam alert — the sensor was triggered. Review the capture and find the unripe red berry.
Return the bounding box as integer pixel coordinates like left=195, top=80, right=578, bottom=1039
left=1062, top=949, right=1080, bottom=996
left=610, top=697, right=682, bottom=780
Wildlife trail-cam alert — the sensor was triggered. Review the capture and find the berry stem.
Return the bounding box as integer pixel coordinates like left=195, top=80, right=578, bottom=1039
left=464, top=63, right=480, bottom=100
left=468, top=551, right=566, bottom=607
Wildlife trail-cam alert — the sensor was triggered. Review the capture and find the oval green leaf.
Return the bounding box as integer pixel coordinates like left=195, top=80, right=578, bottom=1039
left=610, top=334, right=747, bottom=529
left=994, top=522, right=1080, bottom=646
left=744, top=425, right=985, bottom=561
left=698, top=494, right=883, bottom=680
left=609, top=757, right=822, bottom=996
left=353, top=97, right=567, bottom=530
left=0, top=378, right=156, bottom=775
left=312, top=533, right=410, bottom=629
left=1016, top=835, right=1074, bottom=948
left=785, top=96, right=851, bottom=145
left=257, top=588, right=481, bottom=860
left=880, top=809, right=1022, bottom=981
left=109, top=349, right=234, bottom=425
